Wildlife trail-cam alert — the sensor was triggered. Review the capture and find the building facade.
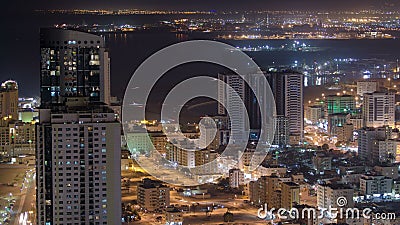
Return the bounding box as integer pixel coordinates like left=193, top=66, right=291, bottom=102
left=360, top=175, right=393, bottom=196
left=281, top=182, right=300, bottom=210
left=317, top=183, right=354, bottom=209
left=336, top=123, right=354, bottom=143
left=217, top=74, right=247, bottom=142
left=363, top=92, right=395, bottom=128
left=357, top=80, right=378, bottom=96
left=0, top=80, right=18, bottom=120
left=0, top=121, right=35, bottom=156
left=267, top=72, right=304, bottom=145
left=36, top=105, right=121, bottom=224
left=305, top=105, right=323, bottom=124
left=40, top=28, right=111, bottom=107
left=137, top=178, right=170, bottom=212
left=377, top=140, right=400, bottom=163
left=36, top=28, right=120, bottom=225
left=325, top=94, right=355, bottom=115
left=357, top=126, right=391, bottom=164
left=229, top=168, right=244, bottom=188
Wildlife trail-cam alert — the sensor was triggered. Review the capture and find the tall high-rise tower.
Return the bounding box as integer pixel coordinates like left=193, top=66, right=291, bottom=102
left=218, top=73, right=247, bottom=142
left=0, top=80, right=18, bottom=121
left=36, top=29, right=120, bottom=225
left=36, top=102, right=121, bottom=225
left=40, top=28, right=111, bottom=108
left=266, top=72, right=304, bottom=146
left=217, top=72, right=303, bottom=146
left=218, top=73, right=271, bottom=142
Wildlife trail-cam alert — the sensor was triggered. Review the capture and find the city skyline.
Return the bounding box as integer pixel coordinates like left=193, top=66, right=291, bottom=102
left=2, top=6, right=400, bottom=99
left=2, top=1, right=400, bottom=225
left=6, top=0, right=398, bottom=12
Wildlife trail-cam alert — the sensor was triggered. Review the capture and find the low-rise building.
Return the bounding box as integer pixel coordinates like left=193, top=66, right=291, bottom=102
left=165, top=208, right=183, bottom=225
left=393, top=179, right=400, bottom=196
left=0, top=120, right=35, bottom=156
left=137, top=178, right=170, bottom=212
left=335, top=123, right=354, bottom=143
left=305, top=105, right=323, bottom=124
left=358, top=126, right=391, bottom=164
left=291, top=173, right=304, bottom=183
left=239, top=149, right=269, bottom=170
left=360, top=175, right=393, bottom=196
left=313, top=153, right=332, bottom=173
left=317, top=183, right=354, bottom=209
left=357, top=80, right=378, bottom=96
left=256, top=165, right=287, bottom=177
left=374, top=165, right=398, bottom=179
left=377, top=139, right=400, bottom=163
left=229, top=168, right=244, bottom=188
left=281, top=182, right=300, bottom=210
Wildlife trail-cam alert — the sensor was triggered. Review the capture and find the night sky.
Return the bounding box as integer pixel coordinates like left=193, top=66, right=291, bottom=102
left=4, top=0, right=394, bottom=13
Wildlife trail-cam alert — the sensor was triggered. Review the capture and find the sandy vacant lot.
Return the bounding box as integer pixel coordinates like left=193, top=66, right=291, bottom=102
left=0, top=165, right=32, bottom=201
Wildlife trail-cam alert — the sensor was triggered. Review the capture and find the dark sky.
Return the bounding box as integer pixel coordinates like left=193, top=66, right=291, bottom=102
left=4, top=0, right=392, bottom=13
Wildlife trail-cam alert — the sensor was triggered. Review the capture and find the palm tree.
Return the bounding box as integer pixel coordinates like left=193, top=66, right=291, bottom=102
left=223, top=210, right=234, bottom=222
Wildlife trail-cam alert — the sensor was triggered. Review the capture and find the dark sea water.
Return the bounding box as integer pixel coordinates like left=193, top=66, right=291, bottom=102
left=1, top=13, right=400, bottom=100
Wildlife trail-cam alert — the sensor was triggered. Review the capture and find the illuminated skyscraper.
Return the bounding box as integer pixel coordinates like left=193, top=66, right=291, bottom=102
left=218, top=74, right=247, bottom=142
left=218, top=72, right=303, bottom=146
left=325, top=94, right=355, bottom=115
left=266, top=72, right=304, bottom=146
left=40, top=28, right=111, bottom=108
left=0, top=80, right=18, bottom=121
left=36, top=29, right=120, bottom=225
left=36, top=101, right=121, bottom=225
